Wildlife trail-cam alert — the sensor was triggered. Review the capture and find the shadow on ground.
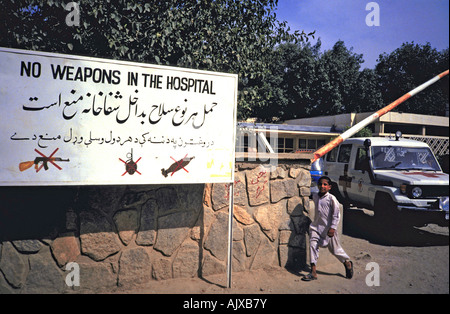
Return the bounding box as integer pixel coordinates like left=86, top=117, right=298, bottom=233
left=342, top=207, right=449, bottom=247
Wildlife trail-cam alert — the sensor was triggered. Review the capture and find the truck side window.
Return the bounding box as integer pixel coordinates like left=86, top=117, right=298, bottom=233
left=337, top=144, right=352, bottom=163
left=326, top=146, right=338, bottom=162
left=355, top=147, right=369, bottom=171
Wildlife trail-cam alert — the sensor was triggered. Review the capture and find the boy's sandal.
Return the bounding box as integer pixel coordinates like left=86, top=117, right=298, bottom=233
left=345, top=261, right=354, bottom=279
left=301, top=273, right=317, bottom=281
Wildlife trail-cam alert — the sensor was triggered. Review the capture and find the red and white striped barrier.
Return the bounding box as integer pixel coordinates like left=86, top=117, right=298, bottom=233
left=311, top=69, right=449, bottom=163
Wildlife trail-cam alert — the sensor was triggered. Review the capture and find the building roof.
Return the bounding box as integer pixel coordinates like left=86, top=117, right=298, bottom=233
left=237, top=122, right=343, bottom=135
left=285, top=112, right=449, bottom=129
left=343, top=137, right=430, bottom=147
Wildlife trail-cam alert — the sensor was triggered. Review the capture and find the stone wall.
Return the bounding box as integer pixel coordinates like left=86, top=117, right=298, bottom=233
left=0, top=158, right=311, bottom=293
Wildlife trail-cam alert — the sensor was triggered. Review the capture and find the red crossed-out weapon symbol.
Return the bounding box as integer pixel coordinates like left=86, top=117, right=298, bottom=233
left=18, top=148, right=69, bottom=173
left=119, top=149, right=142, bottom=176
left=170, top=154, right=189, bottom=176
left=161, top=154, right=194, bottom=178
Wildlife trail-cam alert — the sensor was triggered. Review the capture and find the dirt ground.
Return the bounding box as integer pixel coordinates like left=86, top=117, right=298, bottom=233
left=117, top=208, right=449, bottom=295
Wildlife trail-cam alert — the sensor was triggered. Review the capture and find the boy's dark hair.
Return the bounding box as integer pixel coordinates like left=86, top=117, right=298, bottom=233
left=318, top=176, right=332, bottom=185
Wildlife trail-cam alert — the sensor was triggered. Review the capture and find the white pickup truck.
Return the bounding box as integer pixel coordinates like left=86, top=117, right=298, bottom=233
left=322, top=135, right=449, bottom=227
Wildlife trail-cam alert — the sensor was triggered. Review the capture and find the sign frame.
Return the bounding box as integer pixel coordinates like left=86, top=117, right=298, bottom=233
left=0, top=47, right=238, bottom=186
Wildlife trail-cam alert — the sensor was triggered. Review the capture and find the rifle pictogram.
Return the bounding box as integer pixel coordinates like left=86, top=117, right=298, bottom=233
left=19, top=148, right=69, bottom=172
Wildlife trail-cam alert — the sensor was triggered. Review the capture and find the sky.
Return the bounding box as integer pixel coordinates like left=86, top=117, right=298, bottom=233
left=275, top=0, right=449, bottom=69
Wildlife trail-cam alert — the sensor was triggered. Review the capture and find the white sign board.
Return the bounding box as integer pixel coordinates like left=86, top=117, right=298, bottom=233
left=0, top=48, right=237, bottom=186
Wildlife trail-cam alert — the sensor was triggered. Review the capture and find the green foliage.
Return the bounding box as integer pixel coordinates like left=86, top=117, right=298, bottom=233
left=351, top=127, right=373, bottom=138
left=253, top=40, right=384, bottom=121
left=253, top=40, right=448, bottom=122
left=1, top=2, right=448, bottom=121
left=0, top=0, right=311, bottom=120
left=375, top=42, right=449, bottom=116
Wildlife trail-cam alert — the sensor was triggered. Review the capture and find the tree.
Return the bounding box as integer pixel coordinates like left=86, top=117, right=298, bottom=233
left=347, top=68, right=383, bottom=113
left=0, top=0, right=312, bottom=120
left=310, top=40, right=365, bottom=116
left=252, top=40, right=322, bottom=121
left=375, top=42, right=449, bottom=116
left=255, top=40, right=383, bottom=121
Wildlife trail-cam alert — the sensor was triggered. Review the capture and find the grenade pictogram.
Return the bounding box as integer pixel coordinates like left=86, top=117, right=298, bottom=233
left=120, top=149, right=142, bottom=176
left=125, top=149, right=137, bottom=175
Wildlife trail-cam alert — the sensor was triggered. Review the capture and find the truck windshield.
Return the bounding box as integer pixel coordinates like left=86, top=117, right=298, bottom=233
left=371, top=146, right=441, bottom=171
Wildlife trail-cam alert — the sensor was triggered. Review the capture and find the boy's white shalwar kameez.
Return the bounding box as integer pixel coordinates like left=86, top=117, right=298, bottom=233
left=309, top=192, right=350, bottom=265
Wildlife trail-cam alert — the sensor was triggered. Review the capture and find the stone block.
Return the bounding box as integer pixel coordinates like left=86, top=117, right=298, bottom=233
left=11, top=239, right=44, bottom=254
left=290, top=215, right=311, bottom=235
left=66, top=209, right=78, bottom=231
left=279, top=230, right=291, bottom=245
left=204, top=212, right=228, bottom=261
left=203, top=183, right=213, bottom=208
left=51, top=233, right=80, bottom=267
left=246, top=166, right=270, bottom=206
left=233, top=172, right=248, bottom=206
left=201, top=253, right=226, bottom=277
left=155, top=187, right=178, bottom=216
left=270, top=167, right=286, bottom=180
left=211, top=173, right=247, bottom=211
left=79, top=210, right=122, bottom=261
left=243, top=224, right=262, bottom=257
left=23, top=247, right=66, bottom=293
left=287, top=196, right=305, bottom=216
left=83, top=185, right=126, bottom=215
left=76, top=260, right=117, bottom=292
left=232, top=241, right=246, bottom=272
left=297, top=168, right=311, bottom=187
left=250, top=237, right=276, bottom=270
left=232, top=220, right=243, bottom=241
left=233, top=205, right=254, bottom=225
left=270, top=179, right=297, bottom=203
left=155, top=210, right=199, bottom=256
left=289, top=167, right=302, bottom=179
left=0, top=242, right=28, bottom=289
left=152, top=257, right=172, bottom=281
left=288, top=233, right=306, bottom=248
left=299, top=186, right=311, bottom=197
left=113, top=209, right=138, bottom=245
left=173, top=240, right=200, bottom=279
left=211, top=183, right=230, bottom=210
left=136, top=199, right=157, bottom=246
left=253, top=201, right=284, bottom=242
left=118, top=247, right=152, bottom=287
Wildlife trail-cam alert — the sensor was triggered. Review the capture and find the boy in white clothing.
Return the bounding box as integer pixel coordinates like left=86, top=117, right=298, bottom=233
left=302, top=176, right=353, bottom=281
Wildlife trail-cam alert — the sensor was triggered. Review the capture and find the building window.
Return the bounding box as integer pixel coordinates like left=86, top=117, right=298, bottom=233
left=326, top=146, right=338, bottom=162
left=298, top=138, right=327, bottom=152
left=236, top=133, right=275, bottom=153
left=299, top=139, right=307, bottom=150
left=236, top=134, right=261, bottom=153
left=337, top=144, right=352, bottom=163
left=317, top=139, right=326, bottom=149
left=277, top=137, right=294, bottom=153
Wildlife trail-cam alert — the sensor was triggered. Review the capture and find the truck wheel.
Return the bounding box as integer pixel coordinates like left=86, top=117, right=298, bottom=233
left=374, top=193, right=400, bottom=230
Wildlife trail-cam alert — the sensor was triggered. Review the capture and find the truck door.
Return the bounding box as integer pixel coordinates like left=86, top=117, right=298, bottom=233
left=335, top=144, right=352, bottom=202
left=347, top=146, right=371, bottom=205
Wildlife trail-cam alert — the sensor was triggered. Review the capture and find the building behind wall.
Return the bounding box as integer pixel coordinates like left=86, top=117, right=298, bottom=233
left=237, top=122, right=343, bottom=155
left=285, top=112, right=449, bottom=157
